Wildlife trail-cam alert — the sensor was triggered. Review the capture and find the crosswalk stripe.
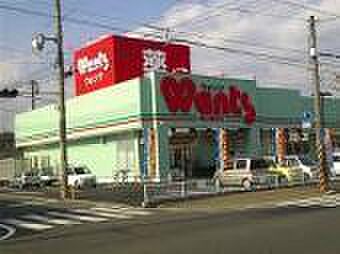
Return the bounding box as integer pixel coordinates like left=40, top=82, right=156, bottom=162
left=21, top=214, right=81, bottom=225
left=119, top=208, right=152, bottom=216
left=92, top=207, right=127, bottom=213
left=47, top=211, right=108, bottom=222
left=6, top=203, right=29, bottom=208
left=92, top=207, right=152, bottom=216
left=4, top=219, right=53, bottom=231
left=22, top=201, right=47, bottom=206
left=74, top=209, right=132, bottom=219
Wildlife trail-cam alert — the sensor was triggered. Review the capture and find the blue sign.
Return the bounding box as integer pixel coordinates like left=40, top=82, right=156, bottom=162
left=302, top=111, right=313, bottom=129
left=302, top=111, right=313, bottom=121
left=141, top=128, right=149, bottom=179
left=213, top=129, right=221, bottom=170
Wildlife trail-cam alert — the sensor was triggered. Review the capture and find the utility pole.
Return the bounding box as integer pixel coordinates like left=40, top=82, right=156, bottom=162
left=30, top=80, right=38, bottom=110
left=309, top=16, right=329, bottom=193
left=54, top=0, right=68, bottom=199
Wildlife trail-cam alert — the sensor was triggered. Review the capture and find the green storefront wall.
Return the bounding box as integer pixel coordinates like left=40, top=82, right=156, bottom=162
left=15, top=72, right=340, bottom=181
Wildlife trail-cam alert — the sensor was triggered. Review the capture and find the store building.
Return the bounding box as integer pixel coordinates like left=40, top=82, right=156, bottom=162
left=15, top=34, right=340, bottom=182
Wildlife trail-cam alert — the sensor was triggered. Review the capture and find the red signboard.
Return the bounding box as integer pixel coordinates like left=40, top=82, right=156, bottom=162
left=160, top=76, right=256, bottom=125
left=73, top=34, right=191, bottom=96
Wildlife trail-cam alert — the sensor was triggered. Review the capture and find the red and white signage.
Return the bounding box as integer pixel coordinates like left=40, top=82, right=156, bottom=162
left=160, top=76, right=256, bottom=125
left=73, top=34, right=191, bottom=96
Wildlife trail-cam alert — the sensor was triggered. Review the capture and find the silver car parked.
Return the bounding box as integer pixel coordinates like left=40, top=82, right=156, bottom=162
left=214, top=158, right=272, bottom=191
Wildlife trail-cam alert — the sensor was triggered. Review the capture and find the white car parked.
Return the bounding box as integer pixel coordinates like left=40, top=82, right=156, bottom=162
left=284, top=155, right=318, bottom=180
left=66, top=166, right=96, bottom=189
left=332, top=152, right=340, bottom=176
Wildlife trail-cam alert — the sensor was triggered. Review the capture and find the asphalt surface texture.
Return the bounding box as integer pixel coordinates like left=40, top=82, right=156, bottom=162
left=0, top=192, right=339, bottom=254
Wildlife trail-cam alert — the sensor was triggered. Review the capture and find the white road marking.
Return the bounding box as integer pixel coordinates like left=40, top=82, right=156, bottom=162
left=22, top=201, right=46, bottom=206
left=6, top=203, right=29, bottom=208
left=119, top=208, right=152, bottom=216
left=47, top=211, right=108, bottom=222
left=274, top=194, right=339, bottom=208
left=4, top=219, right=53, bottom=231
left=0, top=223, right=16, bottom=241
left=93, top=207, right=153, bottom=216
left=21, top=214, right=81, bottom=225
left=91, top=207, right=126, bottom=213
left=74, top=209, right=132, bottom=219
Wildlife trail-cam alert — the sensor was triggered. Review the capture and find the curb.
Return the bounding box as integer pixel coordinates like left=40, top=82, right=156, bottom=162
left=0, top=191, right=128, bottom=209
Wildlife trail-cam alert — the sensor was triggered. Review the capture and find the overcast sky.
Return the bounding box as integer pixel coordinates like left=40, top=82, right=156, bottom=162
left=0, top=0, right=340, bottom=131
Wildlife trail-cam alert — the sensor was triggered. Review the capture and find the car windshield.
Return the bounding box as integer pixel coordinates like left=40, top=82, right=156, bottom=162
left=250, top=159, right=270, bottom=170
left=299, top=156, right=316, bottom=166
left=74, top=167, right=91, bottom=175
left=333, top=155, right=340, bottom=162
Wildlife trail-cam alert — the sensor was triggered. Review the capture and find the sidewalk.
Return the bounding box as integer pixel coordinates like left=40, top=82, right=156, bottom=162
left=0, top=186, right=131, bottom=209
left=1, top=181, right=338, bottom=210
left=159, top=183, right=339, bottom=210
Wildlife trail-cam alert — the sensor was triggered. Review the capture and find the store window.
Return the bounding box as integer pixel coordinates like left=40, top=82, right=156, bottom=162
left=116, top=138, right=136, bottom=173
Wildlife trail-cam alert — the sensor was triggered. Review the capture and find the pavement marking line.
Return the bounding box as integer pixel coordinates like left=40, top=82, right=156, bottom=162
left=74, top=209, right=133, bottom=219
left=6, top=203, right=29, bottom=208
left=3, top=219, right=54, bottom=231
left=21, top=214, right=82, bottom=225
left=93, top=207, right=153, bottom=216
left=0, top=223, right=16, bottom=241
left=47, top=211, right=108, bottom=222
left=118, top=208, right=153, bottom=216
left=22, top=200, right=53, bottom=206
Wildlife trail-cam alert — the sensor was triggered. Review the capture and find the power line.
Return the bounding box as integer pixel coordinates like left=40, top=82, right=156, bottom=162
left=0, top=3, right=129, bottom=33
left=320, top=52, right=340, bottom=59
left=174, top=37, right=307, bottom=68
left=168, top=0, right=307, bottom=30
left=272, top=0, right=340, bottom=20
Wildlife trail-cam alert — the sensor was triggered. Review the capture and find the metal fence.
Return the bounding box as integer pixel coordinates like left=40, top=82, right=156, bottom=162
left=1, top=166, right=338, bottom=207
left=141, top=174, right=331, bottom=206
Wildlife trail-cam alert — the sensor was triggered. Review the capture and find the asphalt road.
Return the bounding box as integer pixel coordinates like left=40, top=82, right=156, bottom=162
left=0, top=198, right=339, bottom=254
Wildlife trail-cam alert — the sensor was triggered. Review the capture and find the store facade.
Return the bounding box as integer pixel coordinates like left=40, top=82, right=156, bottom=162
left=15, top=71, right=340, bottom=182
left=15, top=34, right=340, bottom=182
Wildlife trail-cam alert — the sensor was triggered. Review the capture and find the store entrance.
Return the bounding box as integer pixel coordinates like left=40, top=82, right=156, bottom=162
left=169, top=131, right=197, bottom=179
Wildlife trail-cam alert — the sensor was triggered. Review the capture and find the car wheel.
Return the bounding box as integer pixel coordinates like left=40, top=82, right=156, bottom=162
left=279, top=176, right=288, bottom=187
left=74, top=181, right=81, bottom=189
left=303, top=173, right=310, bottom=183
left=242, top=179, right=253, bottom=191
left=214, top=178, right=223, bottom=189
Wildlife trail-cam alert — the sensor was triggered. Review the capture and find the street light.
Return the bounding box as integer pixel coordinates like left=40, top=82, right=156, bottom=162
left=32, top=33, right=58, bottom=53
left=32, top=0, right=68, bottom=200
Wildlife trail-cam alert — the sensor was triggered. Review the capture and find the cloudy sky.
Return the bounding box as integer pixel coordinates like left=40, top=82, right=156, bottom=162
left=0, top=0, right=340, bottom=131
